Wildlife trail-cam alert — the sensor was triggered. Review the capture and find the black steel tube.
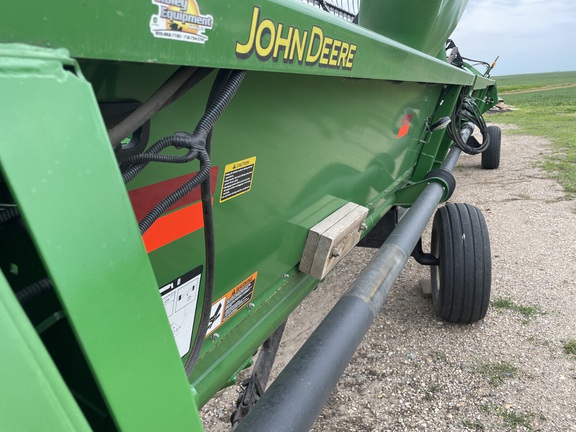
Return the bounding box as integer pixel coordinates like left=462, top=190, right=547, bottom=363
left=236, top=145, right=465, bottom=432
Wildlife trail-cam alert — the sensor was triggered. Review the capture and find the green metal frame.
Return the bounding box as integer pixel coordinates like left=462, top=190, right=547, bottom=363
left=0, top=44, right=202, bottom=430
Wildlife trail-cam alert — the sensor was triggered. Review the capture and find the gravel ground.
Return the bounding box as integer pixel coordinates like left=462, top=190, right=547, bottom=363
left=202, top=123, right=576, bottom=431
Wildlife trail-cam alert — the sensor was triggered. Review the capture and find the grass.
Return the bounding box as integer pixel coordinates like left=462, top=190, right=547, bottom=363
left=478, top=361, right=518, bottom=386
left=564, top=339, right=576, bottom=356
left=491, top=296, right=544, bottom=322
left=435, top=350, right=447, bottom=361
left=462, top=419, right=484, bottom=431
left=490, top=71, right=576, bottom=196
left=481, top=403, right=544, bottom=431
left=500, top=409, right=537, bottom=431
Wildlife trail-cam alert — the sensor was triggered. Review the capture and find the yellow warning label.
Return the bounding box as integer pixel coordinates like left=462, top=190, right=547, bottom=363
left=206, top=272, right=257, bottom=335
left=220, top=156, right=256, bottom=202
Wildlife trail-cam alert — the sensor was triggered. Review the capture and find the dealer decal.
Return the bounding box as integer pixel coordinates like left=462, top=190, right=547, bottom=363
left=236, top=7, right=357, bottom=70
left=150, top=0, right=213, bottom=44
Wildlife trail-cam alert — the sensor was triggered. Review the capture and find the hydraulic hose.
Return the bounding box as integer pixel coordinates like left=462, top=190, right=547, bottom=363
left=121, top=135, right=202, bottom=183
left=193, top=70, right=246, bottom=140
left=184, top=69, right=245, bottom=377
left=109, top=67, right=213, bottom=149
left=138, top=139, right=210, bottom=234
left=116, top=69, right=246, bottom=376
left=447, top=95, right=490, bottom=155
left=0, top=206, right=19, bottom=224
left=16, top=278, right=53, bottom=304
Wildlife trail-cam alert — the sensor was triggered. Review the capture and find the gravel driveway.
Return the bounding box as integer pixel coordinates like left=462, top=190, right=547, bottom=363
left=202, top=123, right=576, bottom=431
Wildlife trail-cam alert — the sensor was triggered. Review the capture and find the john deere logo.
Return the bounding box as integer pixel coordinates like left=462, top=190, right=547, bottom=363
left=150, top=0, right=213, bottom=44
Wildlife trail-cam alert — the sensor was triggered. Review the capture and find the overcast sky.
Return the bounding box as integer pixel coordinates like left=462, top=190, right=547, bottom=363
left=450, top=0, right=576, bottom=76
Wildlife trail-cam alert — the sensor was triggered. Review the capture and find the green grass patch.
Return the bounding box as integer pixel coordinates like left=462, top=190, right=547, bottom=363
left=564, top=339, right=576, bottom=356
left=491, top=297, right=544, bottom=321
left=435, top=350, right=447, bottom=361
left=480, top=402, right=544, bottom=431
left=496, top=71, right=576, bottom=91
left=462, top=419, right=485, bottom=431
left=490, top=71, right=576, bottom=196
left=478, top=361, right=518, bottom=386
left=500, top=409, right=537, bottom=431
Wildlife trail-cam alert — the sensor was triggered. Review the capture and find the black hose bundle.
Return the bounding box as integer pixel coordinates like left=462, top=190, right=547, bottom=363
left=121, top=69, right=246, bottom=236
left=447, top=95, right=490, bottom=155
left=121, top=134, right=204, bottom=184
left=118, top=69, right=246, bottom=377
left=194, top=70, right=246, bottom=140
left=184, top=69, right=245, bottom=377
left=109, top=67, right=213, bottom=149
left=135, top=134, right=211, bottom=235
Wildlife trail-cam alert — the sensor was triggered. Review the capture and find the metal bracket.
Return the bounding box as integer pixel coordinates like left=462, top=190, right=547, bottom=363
left=411, top=238, right=438, bottom=266
left=395, top=169, right=455, bottom=207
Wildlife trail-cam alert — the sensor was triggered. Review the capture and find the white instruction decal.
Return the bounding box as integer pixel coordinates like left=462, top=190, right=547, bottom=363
left=160, top=266, right=202, bottom=357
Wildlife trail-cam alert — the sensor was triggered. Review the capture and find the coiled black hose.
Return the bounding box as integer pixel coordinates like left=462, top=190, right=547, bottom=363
left=447, top=95, right=490, bottom=155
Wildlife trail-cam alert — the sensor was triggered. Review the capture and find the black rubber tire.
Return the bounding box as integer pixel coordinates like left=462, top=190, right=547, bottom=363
left=430, top=203, right=491, bottom=323
left=481, top=125, right=501, bottom=169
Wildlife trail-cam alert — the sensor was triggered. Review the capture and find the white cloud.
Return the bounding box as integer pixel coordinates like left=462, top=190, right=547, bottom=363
left=450, top=0, right=576, bottom=74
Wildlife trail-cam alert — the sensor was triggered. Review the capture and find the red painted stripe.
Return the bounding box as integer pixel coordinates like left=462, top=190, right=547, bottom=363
left=397, top=113, right=413, bottom=138
left=128, top=168, right=218, bottom=221
left=142, top=201, right=205, bottom=253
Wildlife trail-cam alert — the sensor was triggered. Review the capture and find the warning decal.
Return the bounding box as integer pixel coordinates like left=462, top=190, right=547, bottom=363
left=159, top=266, right=202, bottom=357
left=206, top=272, right=257, bottom=336
left=220, top=157, right=256, bottom=202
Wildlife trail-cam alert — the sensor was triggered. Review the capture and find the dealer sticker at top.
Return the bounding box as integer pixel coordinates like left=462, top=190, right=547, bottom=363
left=150, top=0, right=213, bottom=44
left=220, top=157, right=256, bottom=202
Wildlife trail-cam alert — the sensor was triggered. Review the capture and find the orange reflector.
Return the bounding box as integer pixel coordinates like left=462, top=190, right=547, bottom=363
left=397, top=113, right=413, bottom=138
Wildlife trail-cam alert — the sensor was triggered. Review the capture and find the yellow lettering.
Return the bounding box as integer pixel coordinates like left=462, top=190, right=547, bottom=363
left=338, top=42, right=349, bottom=68
left=319, top=36, right=333, bottom=66
left=329, top=39, right=341, bottom=67
left=345, top=44, right=357, bottom=70
left=235, top=7, right=260, bottom=57
left=255, top=19, right=276, bottom=58
left=305, top=26, right=323, bottom=65
left=273, top=23, right=294, bottom=60
left=237, top=10, right=356, bottom=70
left=289, top=28, right=307, bottom=63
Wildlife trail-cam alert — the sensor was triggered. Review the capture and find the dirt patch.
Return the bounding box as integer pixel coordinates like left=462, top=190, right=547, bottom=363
left=202, top=124, right=576, bottom=431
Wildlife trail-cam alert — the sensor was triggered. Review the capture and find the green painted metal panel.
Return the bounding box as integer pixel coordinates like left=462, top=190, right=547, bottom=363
left=0, top=44, right=203, bottom=431
left=359, top=0, right=468, bottom=57
left=0, top=273, right=91, bottom=432
left=0, top=1, right=475, bottom=85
